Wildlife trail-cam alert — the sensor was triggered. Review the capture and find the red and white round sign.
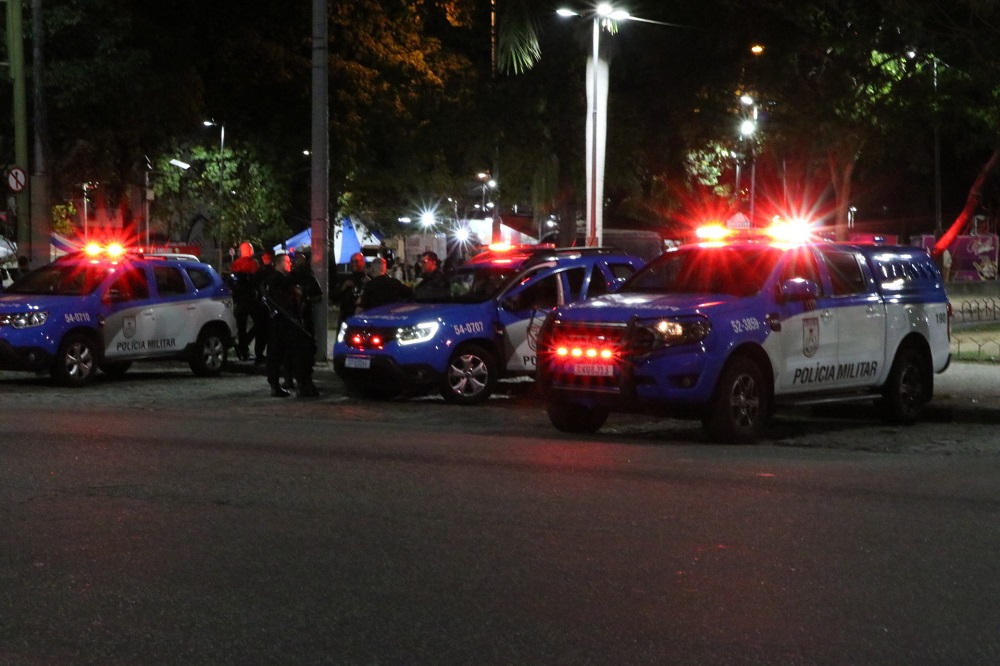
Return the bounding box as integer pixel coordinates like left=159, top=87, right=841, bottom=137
left=6, top=167, right=26, bottom=193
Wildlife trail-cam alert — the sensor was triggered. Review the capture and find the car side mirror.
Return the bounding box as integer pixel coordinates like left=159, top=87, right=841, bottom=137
left=779, top=278, right=819, bottom=303
left=500, top=294, right=520, bottom=311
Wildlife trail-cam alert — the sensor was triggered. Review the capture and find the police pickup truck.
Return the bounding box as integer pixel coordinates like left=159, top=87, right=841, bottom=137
left=536, top=224, right=952, bottom=442
left=334, top=246, right=645, bottom=404
left=0, top=244, right=237, bottom=386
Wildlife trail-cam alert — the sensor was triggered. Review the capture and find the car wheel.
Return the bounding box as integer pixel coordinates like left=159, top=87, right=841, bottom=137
left=440, top=344, right=497, bottom=405
left=190, top=328, right=228, bottom=377
left=702, top=356, right=769, bottom=443
left=100, top=361, right=132, bottom=378
left=546, top=399, right=608, bottom=433
left=52, top=332, right=99, bottom=387
left=879, top=346, right=929, bottom=425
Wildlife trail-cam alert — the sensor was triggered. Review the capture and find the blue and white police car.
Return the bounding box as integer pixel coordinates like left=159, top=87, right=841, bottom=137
left=0, top=243, right=237, bottom=386
left=536, top=223, right=952, bottom=442
left=334, top=246, right=645, bottom=404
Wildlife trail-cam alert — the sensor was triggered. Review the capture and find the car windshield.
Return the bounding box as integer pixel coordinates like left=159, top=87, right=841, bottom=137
left=5, top=262, right=112, bottom=296
left=413, top=264, right=523, bottom=304
left=620, top=245, right=781, bottom=297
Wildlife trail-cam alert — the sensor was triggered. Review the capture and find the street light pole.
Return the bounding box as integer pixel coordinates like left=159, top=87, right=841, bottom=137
left=558, top=4, right=633, bottom=247
left=203, top=120, right=225, bottom=194
left=589, top=14, right=600, bottom=247
left=204, top=120, right=225, bottom=270
left=739, top=95, right=759, bottom=225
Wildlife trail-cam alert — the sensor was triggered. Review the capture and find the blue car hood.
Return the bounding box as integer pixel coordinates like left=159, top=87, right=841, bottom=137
left=0, top=293, right=83, bottom=313
left=347, top=300, right=496, bottom=327
left=554, top=291, right=752, bottom=322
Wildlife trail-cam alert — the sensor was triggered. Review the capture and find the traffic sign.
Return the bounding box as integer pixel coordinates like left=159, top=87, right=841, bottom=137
left=6, top=167, right=26, bottom=193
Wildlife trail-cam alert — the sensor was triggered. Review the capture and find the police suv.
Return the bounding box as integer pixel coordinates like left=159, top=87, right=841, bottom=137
left=0, top=244, right=237, bottom=386
left=536, top=224, right=952, bottom=442
left=334, top=246, right=645, bottom=404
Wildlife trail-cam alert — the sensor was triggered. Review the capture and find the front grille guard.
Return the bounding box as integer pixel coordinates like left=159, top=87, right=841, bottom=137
left=540, top=316, right=655, bottom=397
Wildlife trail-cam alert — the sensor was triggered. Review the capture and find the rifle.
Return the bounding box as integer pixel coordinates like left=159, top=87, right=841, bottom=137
left=262, top=293, right=315, bottom=340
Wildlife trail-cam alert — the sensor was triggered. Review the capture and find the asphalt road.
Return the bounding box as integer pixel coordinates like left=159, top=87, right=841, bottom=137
left=2, top=361, right=1000, bottom=664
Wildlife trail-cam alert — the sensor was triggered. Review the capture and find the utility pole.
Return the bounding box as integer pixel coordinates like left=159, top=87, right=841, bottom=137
left=310, top=0, right=330, bottom=361
left=30, top=0, right=49, bottom=267
left=5, top=0, right=30, bottom=263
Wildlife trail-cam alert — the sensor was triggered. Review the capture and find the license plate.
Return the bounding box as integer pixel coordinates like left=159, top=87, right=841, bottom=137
left=572, top=363, right=615, bottom=377
left=345, top=355, right=371, bottom=369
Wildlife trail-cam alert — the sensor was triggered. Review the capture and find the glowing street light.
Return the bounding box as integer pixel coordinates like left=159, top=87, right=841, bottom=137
left=557, top=4, right=630, bottom=247
left=738, top=95, right=759, bottom=224
left=203, top=119, right=225, bottom=194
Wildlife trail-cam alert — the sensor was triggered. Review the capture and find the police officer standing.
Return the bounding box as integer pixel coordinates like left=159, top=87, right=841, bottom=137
left=285, top=251, right=323, bottom=393
left=252, top=250, right=275, bottom=365
left=358, top=257, right=411, bottom=311
left=261, top=252, right=319, bottom=398
left=229, top=242, right=261, bottom=361
left=413, top=251, right=449, bottom=299
left=335, top=252, right=369, bottom=331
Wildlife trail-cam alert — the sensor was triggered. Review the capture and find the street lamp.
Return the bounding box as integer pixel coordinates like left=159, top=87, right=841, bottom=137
left=477, top=171, right=497, bottom=217
left=203, top=119, right=226, bottom=270
left=558, top=4, right=629, bottom=247
left=203, top=120, right=225, bottom=193
left=80, top=182, right=96, bottom=239
left=739, top=95, right=759, bottom=225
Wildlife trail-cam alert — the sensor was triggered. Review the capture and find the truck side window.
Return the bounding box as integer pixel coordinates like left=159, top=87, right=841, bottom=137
left=564, top=267, right=586, bottom=301
left=781, top=247, right=822, bottom=292
left=108, top=267, right=149, bottom=301
left=588, top=269, right=610, bottom=298
left=153, top=266, right=188, bottom=296
left=185, top=267, right=214, bottom=290
left=514, top=273, right=561, bottom=310
left=820, top=249, right=869, bottom=296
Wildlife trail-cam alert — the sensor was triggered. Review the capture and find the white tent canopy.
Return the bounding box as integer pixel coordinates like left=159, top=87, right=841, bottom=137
left=275, top=217, right=382, bottom=264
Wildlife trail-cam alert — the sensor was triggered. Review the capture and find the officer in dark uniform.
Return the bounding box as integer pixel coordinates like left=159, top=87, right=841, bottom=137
left=252, top=250, right=276, bottom=365
left=413, top=251, right=450, bottom=300
left=335, top=252, right=369, bottom=331
left=358, top=257, right=411, bottom=311
left=285, top=251, right=323, bottom=395
left=229, top=242, right=261, bottom=361
left=261, top=252, right=319, bottom=398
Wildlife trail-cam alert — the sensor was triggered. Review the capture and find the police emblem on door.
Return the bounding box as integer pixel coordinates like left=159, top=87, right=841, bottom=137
left=123, top=316, right=137, bottom=339
left=802, top=317, right=819, bottom=358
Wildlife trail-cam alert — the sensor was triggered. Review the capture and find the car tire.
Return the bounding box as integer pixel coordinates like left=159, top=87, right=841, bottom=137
left=440, top=344, right=497, bottom=405
left=190, top=328, right=228, bottom=377
left=100, top=361, right=132, bottom=378
left=546, top=399, right=608, bottom=433
left=52, top=332, right=99, bottom=387
left=702, top=356, right=769, bottom=443
left=879, top=346, right=930, bottom=425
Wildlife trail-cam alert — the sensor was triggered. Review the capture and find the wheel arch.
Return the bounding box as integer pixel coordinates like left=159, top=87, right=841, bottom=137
left=891, top=332, right=934, bottom=400
left=59, top=326, right=106, bottom=363
left=197, top=320, right=234, bottom=347
left=452, top=336, right=504, bottom=374
left=726, top=343, right=775, bottom=393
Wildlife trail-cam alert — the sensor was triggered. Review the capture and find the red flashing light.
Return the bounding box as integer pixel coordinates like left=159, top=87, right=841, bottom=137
left=554, top=345, right=616, bottom=360
left=695, top=224, right=731, bottom=241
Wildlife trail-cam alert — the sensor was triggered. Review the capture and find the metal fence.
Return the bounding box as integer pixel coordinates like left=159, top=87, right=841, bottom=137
left=951, top=296, right=1000, bottom=362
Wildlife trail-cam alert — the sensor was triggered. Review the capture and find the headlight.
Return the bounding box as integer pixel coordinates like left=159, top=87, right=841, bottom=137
left=0, top=311, right=49, bottom=329
left=397, top=321, right=439, bottom=346
left=635, top=316, right=710, bottom=350
left=336, top=321, right=347, bottom=343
